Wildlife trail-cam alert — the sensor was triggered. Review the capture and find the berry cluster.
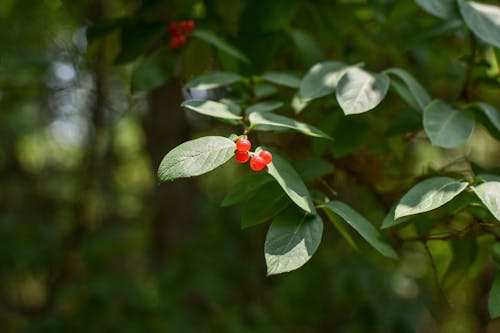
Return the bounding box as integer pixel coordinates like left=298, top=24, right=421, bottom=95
left=167, top=20, right=195, bottom=49
left=234, top=138, right=273, bottom=171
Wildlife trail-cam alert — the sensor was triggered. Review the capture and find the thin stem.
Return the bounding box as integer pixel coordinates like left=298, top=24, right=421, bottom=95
left=423, top=241, right=452, bottom=311
left=459, top=31, right=478, bottom=101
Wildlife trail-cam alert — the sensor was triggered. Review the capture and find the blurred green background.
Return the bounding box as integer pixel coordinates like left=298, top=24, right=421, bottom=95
left=1, top=0, right=499, bottom=332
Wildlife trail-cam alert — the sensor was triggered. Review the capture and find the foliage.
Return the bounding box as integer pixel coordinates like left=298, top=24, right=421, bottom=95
left=1, top=0, right=500, bottom=332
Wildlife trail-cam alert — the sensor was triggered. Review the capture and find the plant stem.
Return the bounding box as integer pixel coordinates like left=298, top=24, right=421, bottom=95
left=459, top=31, right=478, bottom=101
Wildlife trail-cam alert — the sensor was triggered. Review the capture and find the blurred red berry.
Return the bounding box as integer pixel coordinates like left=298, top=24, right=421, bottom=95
left=259, top=150, right=272, bottom=165
left=185, top=20, right=195, bottom=31
left=177, top=34, right=187, bottom=45
left=167, top=22, right=182, bottom=36
left=235, top=151, right=250, bottom=163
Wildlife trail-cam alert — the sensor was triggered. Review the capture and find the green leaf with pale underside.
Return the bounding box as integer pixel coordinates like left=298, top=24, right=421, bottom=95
left=185, top=71, right=243, bottom=90
left=395, top=177, right=468, bottom=219
left=458, top=0, right=500, bottom=49
left=181, top=100, right=242, bottom=120
left=336, top=68, right=390, bottom=115
left=249, top=112, right=332, bottom=139
left=323, top=201, right=399, bottom=259
left=157, top=136, right=235, bottom=183
left=298, top=61, right=349, bottom=102
left=265, top=206, right=323, bottom=275
left=472, top=181, right=500, bottom=221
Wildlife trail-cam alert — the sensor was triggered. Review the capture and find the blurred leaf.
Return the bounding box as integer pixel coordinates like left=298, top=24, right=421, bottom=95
left=249, top=112, right=332, bottom=139
left=489, top=270, right=500, bottom=318
left=477, top=173, right=500, bottom=183
left=221, top=173, right=273, bottom=207
left=472, top=181, right=500, bottom=221
left=323, top=201, right=399, bottom=259
left=114, top=20, right=165, bottom=64
left=443, top=236, right=477, bottom=288
left=266, top=151, right=316, bottom=214
left=265, top=206, right=323, bottom=275
left=385, top=108, right=422, bottom=136
left=254, top=83, right=279, bottom=99
left=395, top=177, right=468, bottom=219
left=389, top=80, right=421, bottom=112
left=192, top=29, right=250, bottom=63
left=241, top=182, right=290, bottom=228
left=415, top=0, right=458, bottom=19
left=336, top=68, right=390, bottom=115
left=261, top=71, right=301, bottom=88
left=458, top=0, right=500, bottom=49
left=289, top=28, right=325, bottom=66
left=330, top=116, right=371, bottom=157
left=131, top=46, right=173, bottom=92
left=246, top=101, right=284, bottom=114
left=87, top=17, right=129, bottom=42
left=157, top=136, right=235, bottom=183
left=295, top=158, right=334, bottom=182
left=470, top=101, right=500, bottom=139
left=181, top=100, right=242, bottom=120
left=423, top=100, right=475, bottom=148
left=185, top=71, right=243, bottom=89
left=385, top=68, right=432, bottom=112
left=298, top=61, right=349, bottom=102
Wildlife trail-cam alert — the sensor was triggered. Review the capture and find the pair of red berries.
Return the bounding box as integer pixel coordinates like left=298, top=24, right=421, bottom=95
left=167, top=20, right=195, bottom=49
left=234, top=138, right=272, bottom=171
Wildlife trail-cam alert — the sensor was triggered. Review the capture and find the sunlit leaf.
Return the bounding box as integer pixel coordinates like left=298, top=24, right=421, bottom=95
left=458, top=0, right=500, bottom=49
left=266, top=151, right=316, bottom=214
left=472, top=181, right=500, bottom=221
left=415, top=0, right=458, bottom=19
left=385, top=68, right=432, bottom=112
left=298, top=61, right=349, bottom=102
left=395, top=177, right=468, bottom=219
left=249, top=112, right=332, bottom=139
left=336, top=68, right=390, bottom=115
left=181, top=100, right=242, bottom=120
left=158, top=136, right=235, bottom=182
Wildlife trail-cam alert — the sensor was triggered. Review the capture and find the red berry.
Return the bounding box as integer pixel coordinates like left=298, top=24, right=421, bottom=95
left=259, top=150, right=272, bottom=165
left=185, top=20, right=195, bottom=31
left=178, top=20, right=189, bottom=31
left=177, top=34, right=187, bottom=45
left=250, top=156, right=266, bottom=171
left=236, top=139, right=251, bottom=152
left=235, top=151, right=249, bottom=163
left=167, top=22, right=181, bottom=36
left=170, top=37, right=180, bottom=49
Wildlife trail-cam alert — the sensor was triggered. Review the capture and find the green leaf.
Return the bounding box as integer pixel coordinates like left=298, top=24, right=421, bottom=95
left=131, top=47, right=173, bottom=92
left=381, top=205, right=413, bottom=229
left=472, top=102, right=500, bottom=138
left=192, top=29, right=250, bottom=63
left=336, top=68, right=390, bottom=115
left=415, top=0, right=458, bottom=19
left=477, top=173, right=500, bottom=183
left=181, top=100, right=242, bottom=120
left=389, top=80, right=421, bottom=112
left=489, top=270, right=500, bottom=318
left=395, top=177, right=469, bottom=219
left=246, top=101, right=284, bottom=115
left=157, top=136, right=235, bottom=183
left=295, top=158, right=334, bottom=182
left=323, top=201, right=398, bottom=259
left=261, top=72, right=301, bottom=88
left=221, top=173, right=273, bottom=207
left=423, top=100, right=475, bottom=148
left=458, top=0, right=500, bottom=49
left=254, top=83, right=279, bottom=99
left=265, top=206, right=323, bottom=275
left=472, top=181, right=500, bottom=221
left=249, top=112, right=332, bottom=139
left=298, top=61, right=349, bottom=102
left=241, top=182, right=291, bottom=229
left=385, top=68, right=432, bottom=112
left=114, top=20, right=165, bottom=64
left=266, top=151, right=316, bottom=214
left=185, top=71, right=243, bottom=90
left=289, top=28, right=325, bottom=66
